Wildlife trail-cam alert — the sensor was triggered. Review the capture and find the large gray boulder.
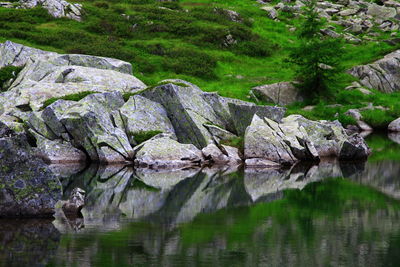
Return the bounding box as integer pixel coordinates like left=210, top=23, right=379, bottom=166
left=0, top=41, right=143, bottom=112
left=201, top=91, right=286, bottom=136
left=141, top=83, right=225, bottom=148
left=251, top=82, right=303, bottom=105
left=134, top=137, right=205, bottom=169
left=60, top=92, right=134, bottom=163
left=388, top=118, right=400, bottom=132
left=367, top=3, right=397, bottom=19
left=0, top=41, right=56, bottom=68
left=244, top=114, right=370, bottom=166
left=114, top=95, right=176, bottom=145
left=0, top=122, right=62, bottom=217
left=349, top=50, right=400, bottom=93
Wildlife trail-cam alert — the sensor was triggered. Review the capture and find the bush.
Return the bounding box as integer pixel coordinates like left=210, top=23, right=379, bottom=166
left=163, top=48, right=217, bottom=79
left=0, top=66, right=23, bottom=91
left=134, top=130, right=162, bottom=144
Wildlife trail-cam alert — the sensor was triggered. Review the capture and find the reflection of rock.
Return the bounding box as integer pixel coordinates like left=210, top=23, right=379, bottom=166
left=61, top=188, right=85, bottom=217
left=351, top=160, right=400, bottom=199
left=388, top=132, right=400, bottom=144
left=0, top=219, right=60, bottom=265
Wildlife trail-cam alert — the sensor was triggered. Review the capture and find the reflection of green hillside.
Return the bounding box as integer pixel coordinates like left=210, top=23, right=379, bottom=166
left=365, top=134, right=400, bottom=162
left=180, top=178, right=400, bottom=246
left=51, top=178, right=400, bottom=266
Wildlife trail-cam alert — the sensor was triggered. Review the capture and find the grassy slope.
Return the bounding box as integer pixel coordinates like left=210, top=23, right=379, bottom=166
left=0, top=0, right=400, bottom=125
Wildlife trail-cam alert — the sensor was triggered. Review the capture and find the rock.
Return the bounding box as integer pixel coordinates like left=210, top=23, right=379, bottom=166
left=60, top=92, right=134, bottom=163
left=261, top=6, right=278, bottom=20
left=134, top=137, right=204, bottom=169
left=201, top=91, right=286, bottom=136
left=41, top=99, right=76, bottom=140
left=367, top=3, right=397, bottom=19
left=245, top=158, right=280, bottom=168
left=251, top=82, right=303, bottom=105
left=221, top=145, right=242, bottom=164
left=0, top=41, right=144, bottom=112
left=349, top=50, right=400, bottom=93
left=0, top=41, right=56, bottom=68
left=33, top=134, right=87, bottom=163
left=141, top=83, right=225, bottom=148
left=339, top=8, right=359, bottom=16
left=388, top=118, right=400, bottom=132
left=0, top=121, right=62, bottom=217
left=61, top=187, right=85, bottom=217
left=321, top=28, right=341, bottom=38
left=202, top=144, right=230, bottom=164
left=244, top=114, right=370, bottom=166
left=203, top=124, right=237, bottom=144
left=339, top=134, right=371, bottom=160
left=228, top=101, right=286, bottom=136
left=115, top=95, right=176, bottom=145
left=344, top=108, right=373, bottom=131
left=244, top=115, right=297, bottom=165
left=19, top=0, right=83, bottom=21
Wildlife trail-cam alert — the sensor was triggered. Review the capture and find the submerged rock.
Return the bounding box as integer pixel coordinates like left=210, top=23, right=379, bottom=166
left=61, top=187, right=85, bottom=217
left=0, top=122, right=62, bottom=218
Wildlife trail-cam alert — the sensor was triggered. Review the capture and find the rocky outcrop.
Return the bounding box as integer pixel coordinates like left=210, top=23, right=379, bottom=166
left=349, top=49, right=400, bottom=93
left=142, top=82, right=286, bottom=147
left=0, top=41, right=144, bottom=112
left=251, top=82, right=303, bottom=105
left=5, top=0, right=83, bottom=21
left=0, top=121, right=62, bottom=217
left=260, top=0, right=400, bottom=43
left=244, top=114, right=370, bottom=166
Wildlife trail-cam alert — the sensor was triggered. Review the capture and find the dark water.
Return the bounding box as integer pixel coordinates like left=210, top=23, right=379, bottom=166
left=2, top=134, right=400, bottom=267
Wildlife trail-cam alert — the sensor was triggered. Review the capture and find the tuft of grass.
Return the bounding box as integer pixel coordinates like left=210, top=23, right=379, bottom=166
left=134, top=130, right=162, bottom=144
left=42, top=91, right=97, bottom=108
left=221, top=136, right=244, bottom=153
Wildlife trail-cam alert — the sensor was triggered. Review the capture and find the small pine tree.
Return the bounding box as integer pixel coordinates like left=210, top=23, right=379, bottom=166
left=288, top=0, right=344, bottom=102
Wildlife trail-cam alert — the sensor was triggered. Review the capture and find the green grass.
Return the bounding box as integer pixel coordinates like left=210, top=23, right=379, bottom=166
left=42, top=91, right=97, bottom=108
left=1, top=0, right=399, bottom=102
left=286, top=89, right=400, bottom=128
left=133, top=130, right=162, bottom=144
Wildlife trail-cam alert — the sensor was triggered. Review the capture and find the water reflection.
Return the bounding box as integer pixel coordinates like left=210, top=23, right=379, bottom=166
left=0, top=220, right=60, bottom=266
left=2, top=133, right=400, bottom=266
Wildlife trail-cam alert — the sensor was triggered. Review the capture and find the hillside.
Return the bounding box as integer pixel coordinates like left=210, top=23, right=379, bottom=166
left=1, top=0, right=400, bottom=127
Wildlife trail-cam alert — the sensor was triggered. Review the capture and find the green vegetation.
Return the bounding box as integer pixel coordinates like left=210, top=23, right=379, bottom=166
left=365, top=134, right=400, bottom=162
left=287, top=89, right=400, bottom=128
left=0, top=65, right=23, bottom=91
left=42, top=91, right=97, bottom=108
left=220, top=136, right=244, bottom=152
left=0, top=0, right=398, bottom=102
left=288, top=0, right=344, bottom=101
left=1, top=0, right=400, bottom=128
left=133, top=130, right=162, bottom=144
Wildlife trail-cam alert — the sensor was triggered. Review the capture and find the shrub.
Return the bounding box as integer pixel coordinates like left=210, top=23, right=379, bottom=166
left=163, top=48, right=217, bottom=79
left=0, top=66, right=23, bottom=91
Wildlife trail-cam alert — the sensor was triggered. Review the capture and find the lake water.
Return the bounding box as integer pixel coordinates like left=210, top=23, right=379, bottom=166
left=1, top=134, right=400, bottom=266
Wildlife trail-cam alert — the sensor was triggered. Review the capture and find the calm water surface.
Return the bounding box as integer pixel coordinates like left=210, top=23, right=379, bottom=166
left=1, top=134, right=400, bottom=267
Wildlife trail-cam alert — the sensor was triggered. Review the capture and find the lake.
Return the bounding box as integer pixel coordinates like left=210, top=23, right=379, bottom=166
left=1, top=134, right=400, bottom=267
